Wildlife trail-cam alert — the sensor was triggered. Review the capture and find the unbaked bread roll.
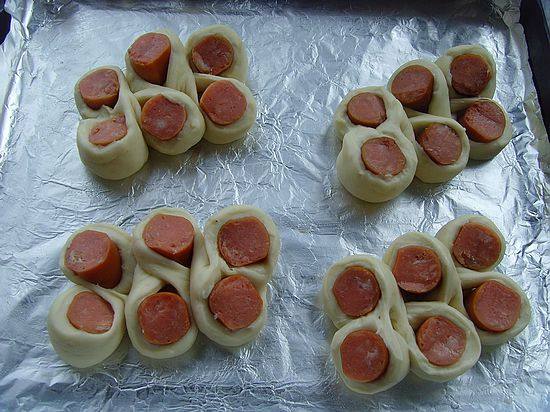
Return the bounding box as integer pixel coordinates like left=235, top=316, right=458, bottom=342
left=186, top=25, right=248, bottom=82
left=387, top=59, right=451, bottom=118
left=332, top=86, right=413, bottom=141
left=134, top=86, right=205, bottom=155
left=47, top=285, right=126, bottom=368
left=408, top=115, right=470, bottom=183
left=336, top=124, right=417, bottom=203
left=190, top=205, right=280, bottom=347
left=436, top=44, right=497, bottom=99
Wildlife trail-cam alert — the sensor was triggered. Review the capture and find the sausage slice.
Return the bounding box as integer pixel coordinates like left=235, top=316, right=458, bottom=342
left=79, top=69, right=119, bottom=110
left=143, top=214, right=195, bottom=266
left=332, top=266, right=381, bottom=317
left=199, top=80, right=247, bottom=126
left=217, top=217, right=270, bottom=267
left=361, top=137, right=406, bottom=177
left=416, top=123, right=462, bottom=165
left=458, top=101, right=505, bottom=143
left=392, top=245, right=442, bottom=294
left=67, top=291, right=114, bottom=334
left=416, top=316, right=467, bottom=366
left=340, top=329, right=389, bottom=382
left=450, top=54, right=491, bottom=97
left=141, top=94, right=187, bottom=141
left=128, top=33, right=172, bottom=85
left=88, top=114, right=127, bottom=146
left=346, top=93, right=387, bottom=127
left=191, top=34, right=234, bottom=76
left=452, top=222, right=502, bottom=271
left=391, top=65, right=434, bottom=112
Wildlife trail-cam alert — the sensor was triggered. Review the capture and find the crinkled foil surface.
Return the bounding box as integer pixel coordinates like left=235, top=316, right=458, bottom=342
left=0, top=0, right=548, bottom=410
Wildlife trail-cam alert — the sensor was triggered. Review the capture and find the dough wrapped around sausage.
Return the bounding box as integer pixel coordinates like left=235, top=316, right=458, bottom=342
left=190, top=205, right=280, bottom=347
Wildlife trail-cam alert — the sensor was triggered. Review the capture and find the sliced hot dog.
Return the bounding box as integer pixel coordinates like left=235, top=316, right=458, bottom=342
left=78, top=68, right=119, bottom=110
left=458, top=101, right=505, bottom=143
left=391, top=65, right=434, bottom=112
left=128, top=33, right=172, bottom=85
left=88, top=114, right=127, bottom=146
left=138, top=291, right=191, bottom=345
left=217, top=217, right=270, bottom=267
left=332, top=266, right=381, bottom=317
left=465, top=280, right=521, bottom=332
left=340, top=329, right=389, bottom=383
left=392, top=245, right=442, bottom=294
left=208, top=275, right=263, bottom=331
left=416, top=123, right=462, bottom=165
left=199, top=80, right=247, bottom=126
left=452, top=222, right=502, bottom=271
left=416, top=316, right=467, bottom=366
left=67, top=291, right=114, bottom=334
left=191, top=34, right=234, bottom=76
left=361, top=137, right=406, bottom=177
left=450, top=54, right=491, bottom=97
left=143, top=214, right=195, bottom=266
left=141, top=94, right=187, bottom=141
left=65, top=230, right=122, bottom=289
left=346, top=93, right=387, bottom=127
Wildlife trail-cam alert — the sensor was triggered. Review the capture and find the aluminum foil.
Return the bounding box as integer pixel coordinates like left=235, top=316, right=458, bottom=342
left=0, top=0, right=548, bottom=410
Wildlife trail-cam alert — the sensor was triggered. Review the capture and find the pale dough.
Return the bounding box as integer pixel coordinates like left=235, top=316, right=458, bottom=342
left=450, top=98, right=513, bottom=160
left=125, top=29, right=198, bottom=103
left=336, top=124, right=418, bottom=203
left=185, top=24, right=248, bottom=83
left=190, top=205, right=280, bottom=347
left=458, top=269, right=531, bottom=346
left=408, top=115, right=470, bottom=183
left=435, top=44, right=497, bottom=99
left=134, top=86, right=205, bottom=155
left=387, top=59, right=451, bottom=118
left=332, top=86, right=414, bottom=141
left=435, top=214, right=506, bottom=272
left=47, top=284, right=126, bottom=368
left=194, top=74, right=257, bottom=144
left=60, top=223, right=136, bottom=295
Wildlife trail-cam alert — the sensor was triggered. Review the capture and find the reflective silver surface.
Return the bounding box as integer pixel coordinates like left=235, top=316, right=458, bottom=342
left=0, top=0, right=548, bottom=410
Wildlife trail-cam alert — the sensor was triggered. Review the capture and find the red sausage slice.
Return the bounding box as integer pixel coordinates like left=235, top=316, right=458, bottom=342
left=141, top=94, right=187, bottom=141
left=466, top=280, right=521, bottom=332
left=65, top=230, right=122, bottom=289
left=416, top=316, right=467, bottom=366
left=138, top=292, right=191, bottom=345
left=332, top=266, right=381, bottom=317
left=128, top=33, right=172, bottom=85
left=391, top=65, right=434, bottom=112
left=199, top=80, right=247, bottom=126
left=392, top=245, right=442, bottom=294
left=416, top=123, right=462, bottom=165
left=191, top=34, right=234, bottom=76
left=78, top=69, right=119, bottom=110
left=217, top=217, right=270, bottom=267
left=340, top=329, right=389, bottom=383
left=458, top=101, right=505, bottom=143
left=208, top=275, right=263, bottom=331
left=361, top=137, right=406, bottom=177
left=88, top=114, right=127, bottom=146
left=450, top=54, right=491, bottom=97
left=452, top=222, right=502, bottom=271
left=143, top=214, right=195, bottom=266
left=67, top=291, right=114, bottom=334
left=346, top=93, right=387, bottom=127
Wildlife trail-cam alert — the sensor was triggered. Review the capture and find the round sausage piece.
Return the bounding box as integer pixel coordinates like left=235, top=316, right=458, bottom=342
left=208, top=275, right=263, bottom=331
left=141, top=94, right=187, bottom=141
left=67, top=291, right=114, bottom=334
left=138, top=292, right=191, bottom=346
left=392, top=245, right=442, bottom=294
left=452, top=222, right=502, bottom=271
left=88, top=114, right=127, bottom=146
left=391, top=65, right=434, bottom=112
left=191, top=34, right=234, bottom=76
left=361, top=137, right=406, bottom=177
left=143, top=214, right=195, bottom=266
left=79, top=69, right=119, bottom=110
left=346, top=93, right=387, bottom=127
left=450, top=54, right=491, bottom=97
left=465, top=280, right=521, bottom=332
left=340, top=329, right=390, bottom=383
left=199, top=80, right=247, bottom=126
left=128, top=33, right=172, bottom=85
left=458, top=101, right=505, bottom=143
left=217, top=217, right=270, bottom=267
left=65, top=230, right=122, bottom=289
left=332, top=266, right=381, bottom=317
left=416, top=123, right=462, bottom=166
left=416, top=316, right=467, bottom=366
